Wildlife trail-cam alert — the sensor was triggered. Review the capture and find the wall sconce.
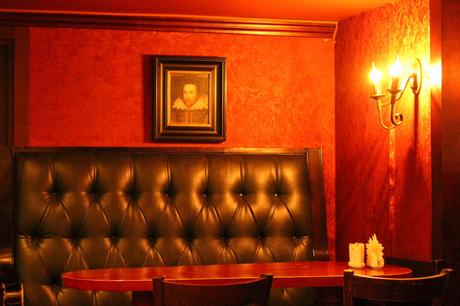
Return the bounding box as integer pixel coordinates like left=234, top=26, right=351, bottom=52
left=369, top=57, right=422, bottom=130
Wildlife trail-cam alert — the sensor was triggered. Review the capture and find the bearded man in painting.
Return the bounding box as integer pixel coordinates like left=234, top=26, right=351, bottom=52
left=171, top=83, right=209, bottom=125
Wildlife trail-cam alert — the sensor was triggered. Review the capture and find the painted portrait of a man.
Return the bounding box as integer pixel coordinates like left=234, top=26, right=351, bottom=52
left=168, top=72, right=211, bottom=126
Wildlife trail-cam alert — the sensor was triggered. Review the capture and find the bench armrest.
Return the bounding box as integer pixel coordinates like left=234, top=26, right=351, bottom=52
left=0, top=248, right=23, bottom=305
left=0, top=248, right=13, bottom=284
left=1, top=283, right=23, bottom=306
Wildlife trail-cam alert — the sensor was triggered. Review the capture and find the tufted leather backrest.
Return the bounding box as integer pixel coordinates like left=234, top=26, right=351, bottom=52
left=13, top=148, right=328, bottom=306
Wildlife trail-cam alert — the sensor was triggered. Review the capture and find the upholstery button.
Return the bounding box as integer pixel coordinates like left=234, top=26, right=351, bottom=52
left=203, top=194, right=207, bottom=198
left=239, top=193, right=243, bottom=197
left=274, top=193, right=278, bottom=197
left=127, top=190, right=137, bottom=200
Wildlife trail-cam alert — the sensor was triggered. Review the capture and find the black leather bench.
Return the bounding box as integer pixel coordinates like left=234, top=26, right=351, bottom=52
left=6, top=147, right=329, bottom=306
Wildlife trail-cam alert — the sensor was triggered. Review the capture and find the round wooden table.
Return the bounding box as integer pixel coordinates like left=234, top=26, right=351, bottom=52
left=62, top=261, right=412, bottom=306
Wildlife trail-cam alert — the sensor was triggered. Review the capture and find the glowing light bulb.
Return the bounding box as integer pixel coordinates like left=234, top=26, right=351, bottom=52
left=390, top=56, right=403, bottom=90
left=390, top=56, right=403, bottom=78
left=370, top=62, right=382, bottom=85
left=370, top=61, right=383, bottom=95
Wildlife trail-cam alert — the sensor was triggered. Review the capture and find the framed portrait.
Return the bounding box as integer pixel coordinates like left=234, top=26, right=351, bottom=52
left=153, top=56, right=226, bottom=142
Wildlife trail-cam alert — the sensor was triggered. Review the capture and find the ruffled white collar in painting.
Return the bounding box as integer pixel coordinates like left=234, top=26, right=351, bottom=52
left=173, top=96, right=209, bottom=110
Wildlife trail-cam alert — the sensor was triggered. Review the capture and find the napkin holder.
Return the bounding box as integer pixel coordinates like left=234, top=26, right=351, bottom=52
left=366, top=234, right=384, bottom=268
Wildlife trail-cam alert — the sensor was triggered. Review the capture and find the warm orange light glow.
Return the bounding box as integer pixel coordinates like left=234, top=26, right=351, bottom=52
left=389, top=56, right=403, bottom=78
left=430, top=61, right=442, bottom=89
left=370, top=62, right=383, bottom=85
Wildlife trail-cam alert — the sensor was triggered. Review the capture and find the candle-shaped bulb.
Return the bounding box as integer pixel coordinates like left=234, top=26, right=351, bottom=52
left=370, top=62, right=382, bottom=84
left=390, top=56, right=403, bottom=78
left=370, top=62, right=382, bottom=95
left=390, top=56, right=403, bottom=90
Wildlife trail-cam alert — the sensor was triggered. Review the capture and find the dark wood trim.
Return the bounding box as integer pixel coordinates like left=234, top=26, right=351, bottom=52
left=6, top=40, right=13, bottom=147
left=12, top=146, right=320, bottom=155
left=0, top=10, right=337, bottom=38
left=0, top=37, right=14, bottom=278
left=5, top=39, right=13, bottom=147
left=0, top=27, right=15, bottom=39
left=0, top=39, right=13, bottom=146
left=0, top=147, right=13, bottom=252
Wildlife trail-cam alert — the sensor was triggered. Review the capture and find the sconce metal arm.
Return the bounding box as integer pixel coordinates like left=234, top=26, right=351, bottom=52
left=389, top=89, right=403, bottom=127
left=376, top=100, right=397, bottom=130
left=395, top=58, right=422, bottom=101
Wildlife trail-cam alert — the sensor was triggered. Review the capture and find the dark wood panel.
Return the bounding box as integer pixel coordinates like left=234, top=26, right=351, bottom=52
left=444, top=261, right=460, bottom=306
left=0, top=44, right=7, bottom=145
left=0, top=10, right=336, bottom=38
left=430, top=0, right=443, bottom=261
left=0, top=38, right=13, bottom=256
left=439, top=1, right=460, bottom=305
left=0, top=40, right=13, bottom=146
left=0, top=147, right=12, bottom=250
left=442, top=171, right=460, bottom=260
left=13, top=146, right=315, bottom=155
left=0, top=39, right=12, bottom=146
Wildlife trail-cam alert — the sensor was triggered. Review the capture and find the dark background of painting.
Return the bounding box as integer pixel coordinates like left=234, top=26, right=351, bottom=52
left=169, top=72, right=210, bottom=105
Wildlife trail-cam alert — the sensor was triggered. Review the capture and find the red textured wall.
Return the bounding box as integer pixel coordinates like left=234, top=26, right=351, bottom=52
left=335, top=0, right=431, bottom=261
left=13, top=27, right=336, bottom=257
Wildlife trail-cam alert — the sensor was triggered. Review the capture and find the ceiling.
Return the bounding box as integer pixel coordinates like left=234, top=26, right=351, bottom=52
left=1, top=0, right=399, bottom=21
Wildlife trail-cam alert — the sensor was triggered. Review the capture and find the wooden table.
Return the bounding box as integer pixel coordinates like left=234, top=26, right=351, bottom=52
left=62, top=261, right=412, bottom=306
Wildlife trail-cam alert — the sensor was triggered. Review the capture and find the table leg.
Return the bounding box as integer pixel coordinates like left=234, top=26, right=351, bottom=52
left=132, top=291, right=153, bottom=306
